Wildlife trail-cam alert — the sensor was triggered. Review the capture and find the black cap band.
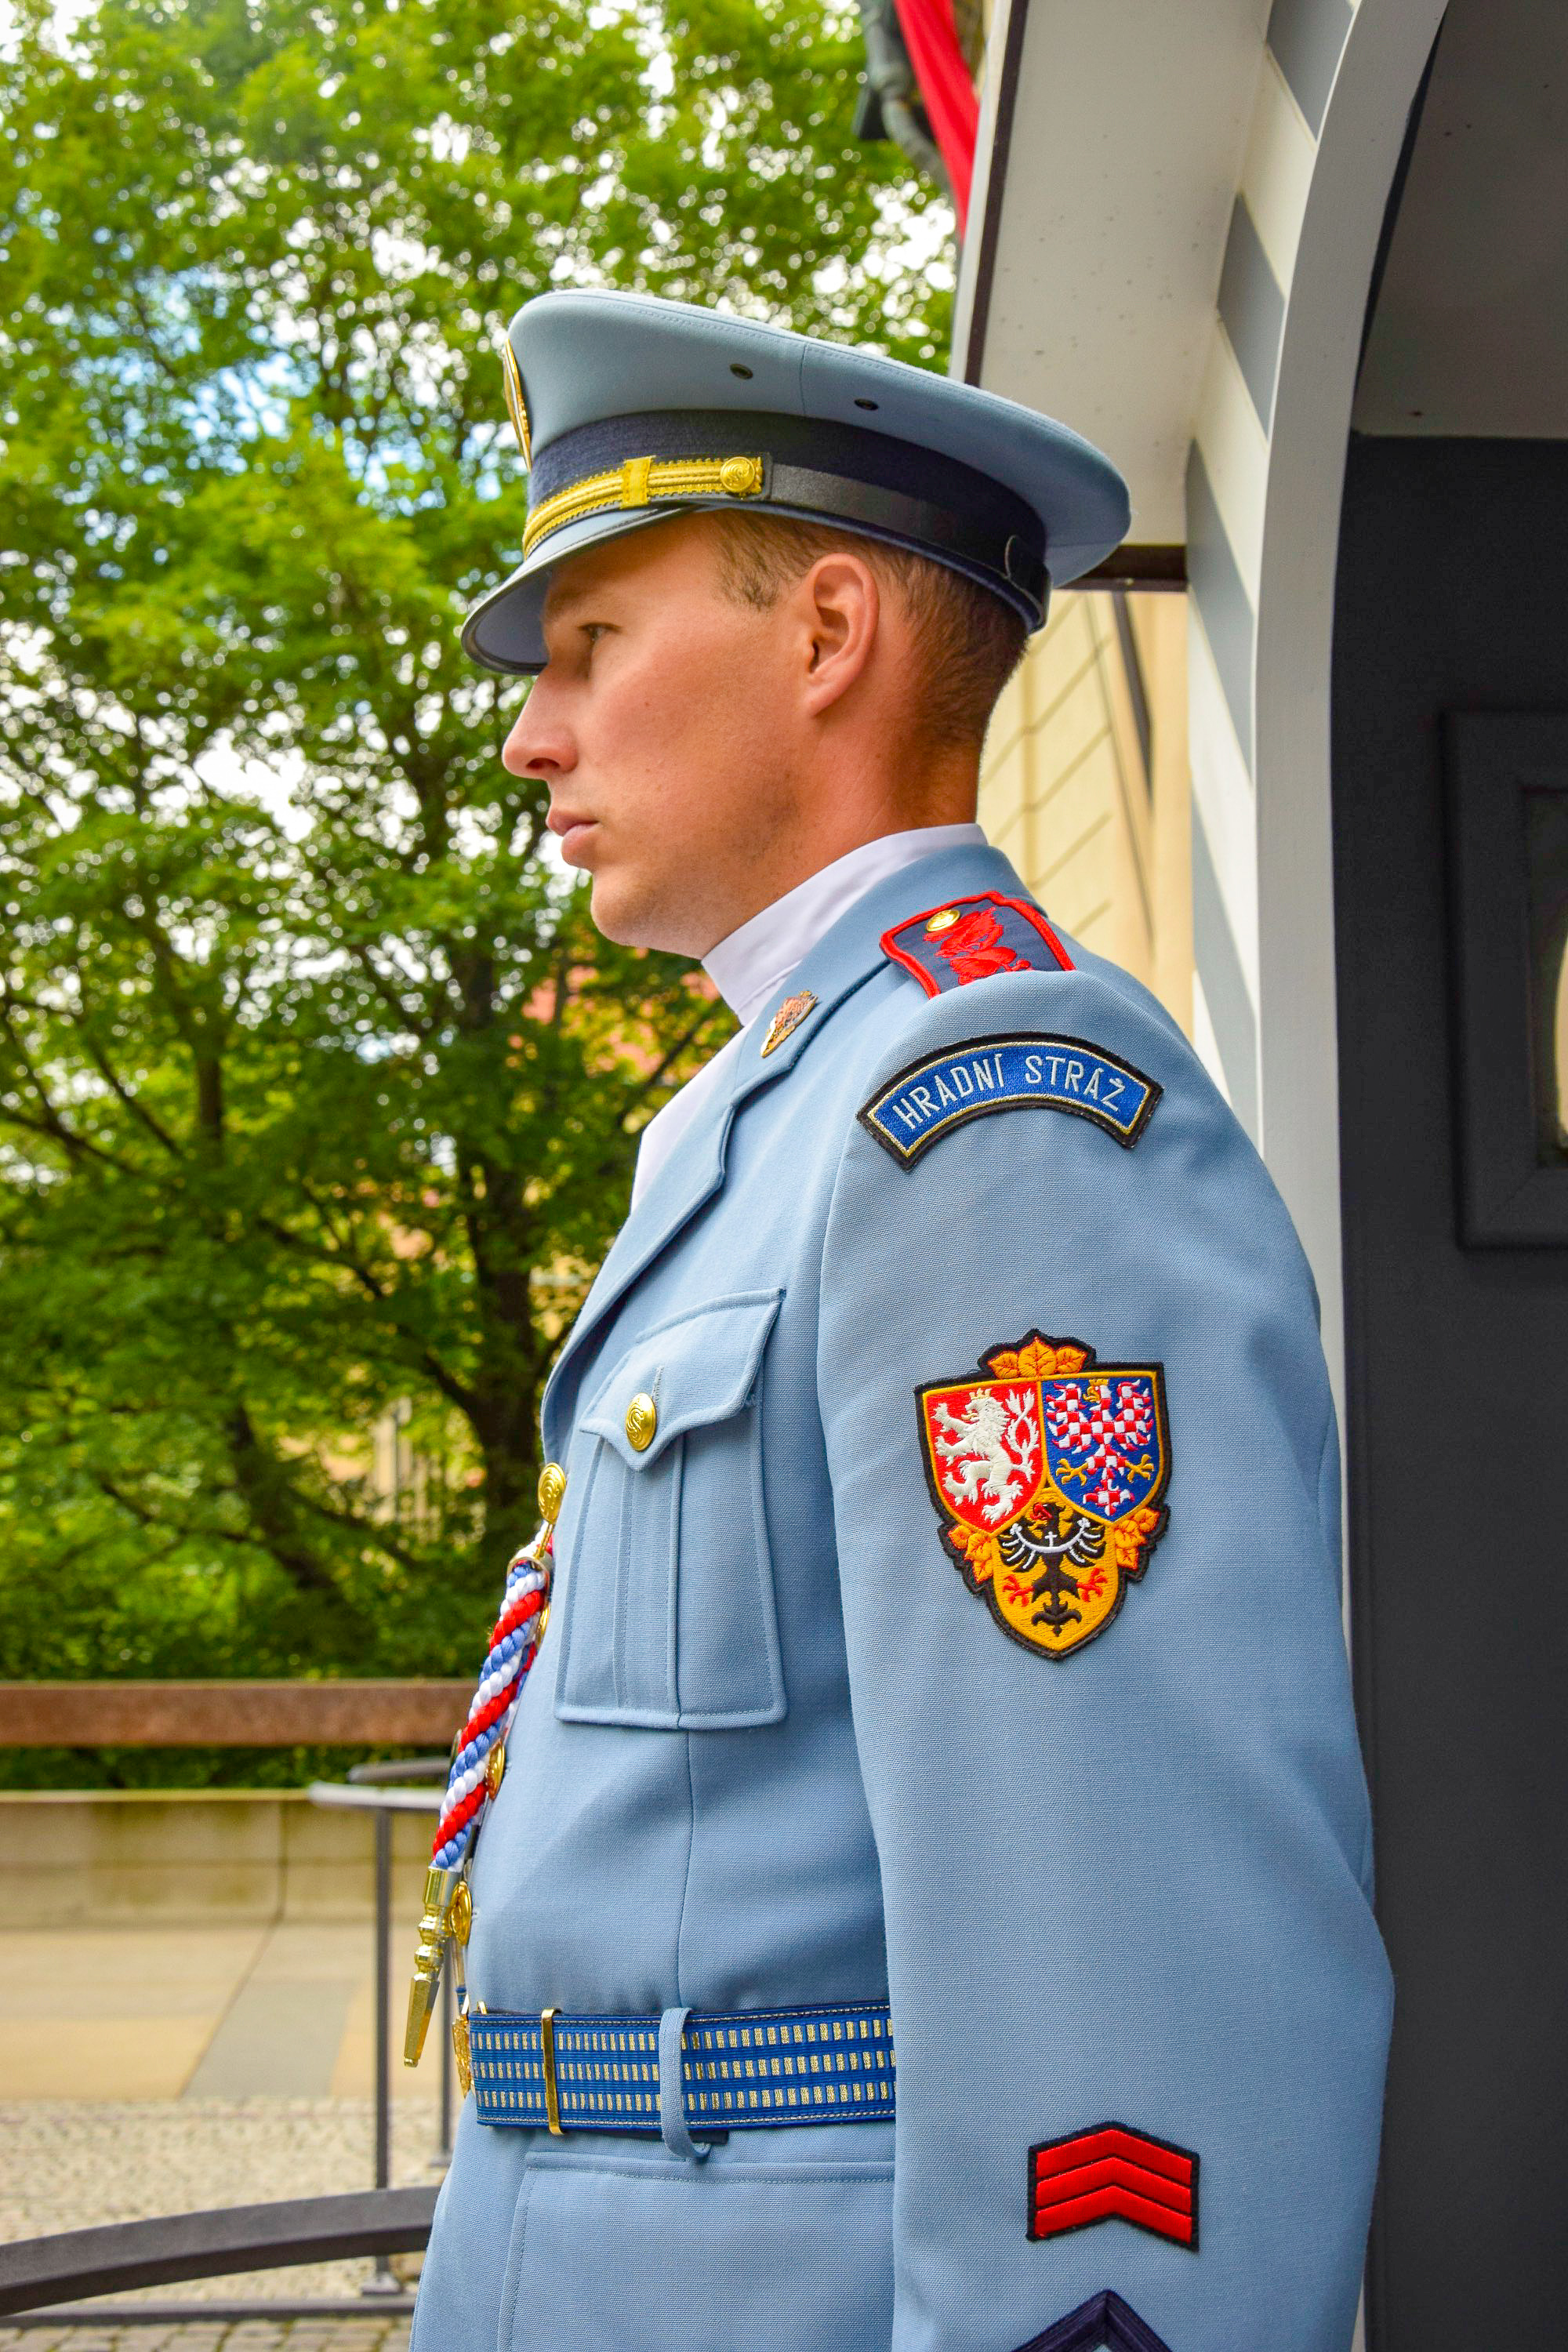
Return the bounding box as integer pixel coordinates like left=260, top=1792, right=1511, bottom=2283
left=525, top=408, right=1050, bottom=622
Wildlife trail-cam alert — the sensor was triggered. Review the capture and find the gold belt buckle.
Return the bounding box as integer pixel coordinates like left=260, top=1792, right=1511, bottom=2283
left=540, top=2005, right=564, bottom=2135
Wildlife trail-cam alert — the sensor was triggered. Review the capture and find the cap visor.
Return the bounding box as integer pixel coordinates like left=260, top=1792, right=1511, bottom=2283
left=460, top=506, right=704, bottom=675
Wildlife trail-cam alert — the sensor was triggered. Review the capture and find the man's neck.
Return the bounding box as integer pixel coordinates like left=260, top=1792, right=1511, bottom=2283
left=702, top=822, right=988, bottom=1026
left=705, top=756, right=982, bottom=948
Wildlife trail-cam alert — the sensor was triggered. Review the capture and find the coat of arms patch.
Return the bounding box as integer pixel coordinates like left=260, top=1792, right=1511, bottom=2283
left=917, top=1330, right=1170, bottom=1659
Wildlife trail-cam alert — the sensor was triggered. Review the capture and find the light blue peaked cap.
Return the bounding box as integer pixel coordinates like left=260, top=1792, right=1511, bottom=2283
left=461, top=290, right=1131, bottom=675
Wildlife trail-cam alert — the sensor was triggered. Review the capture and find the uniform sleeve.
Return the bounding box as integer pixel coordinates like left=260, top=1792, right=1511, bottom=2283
left=815, top=965, right=1391, bottom=2352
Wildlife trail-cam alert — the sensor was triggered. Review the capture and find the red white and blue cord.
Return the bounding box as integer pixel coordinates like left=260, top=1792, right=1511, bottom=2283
left=431, top=1534, right=550, bottom=1869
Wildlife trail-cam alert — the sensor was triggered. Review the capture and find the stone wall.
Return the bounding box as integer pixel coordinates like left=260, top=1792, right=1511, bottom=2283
left=0, top=1790, right=434, bottom=1924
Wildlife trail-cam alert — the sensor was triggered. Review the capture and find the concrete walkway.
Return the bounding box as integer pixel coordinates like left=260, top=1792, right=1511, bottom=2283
left=0, top=2323, right=409, bottom=2348
left=0, top=1926, right=445, bottom=2321
left=0, top=1926, right=442, bottom=2104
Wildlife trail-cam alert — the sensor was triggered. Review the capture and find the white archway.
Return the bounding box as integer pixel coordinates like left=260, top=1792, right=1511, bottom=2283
left=1250, top=0, right=1448, bottom=1399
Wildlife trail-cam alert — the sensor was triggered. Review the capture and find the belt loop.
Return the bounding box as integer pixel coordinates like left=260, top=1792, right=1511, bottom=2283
left=540, top=2007, right=563, bottom=2136
left=658, top=2006, right=708, bottom=2163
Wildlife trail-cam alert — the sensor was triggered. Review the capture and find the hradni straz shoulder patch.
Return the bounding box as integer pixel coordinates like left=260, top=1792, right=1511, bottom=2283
left=859, top=1032, right=1159, bottom=1165
left=917, top=1331, right=1170, bottom=1659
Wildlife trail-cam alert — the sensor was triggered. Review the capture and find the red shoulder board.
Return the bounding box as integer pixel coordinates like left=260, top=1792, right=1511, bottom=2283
left=880, top=893, right=1073, bottom=998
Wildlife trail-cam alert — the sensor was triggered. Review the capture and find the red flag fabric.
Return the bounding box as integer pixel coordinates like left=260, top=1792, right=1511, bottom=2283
left=891, top=0, right=979, bottom=230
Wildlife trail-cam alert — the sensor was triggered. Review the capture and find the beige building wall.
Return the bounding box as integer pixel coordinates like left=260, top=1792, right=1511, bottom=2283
left=0, top=1789, right=434, bottom=1924
left=978, top=590, right=1193, bottom=1036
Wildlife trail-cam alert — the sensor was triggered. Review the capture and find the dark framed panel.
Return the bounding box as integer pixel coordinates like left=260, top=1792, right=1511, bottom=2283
left=1446, top=711, right=1568, bottom=1244
left=1338, top=440, right=1568, bottom=2352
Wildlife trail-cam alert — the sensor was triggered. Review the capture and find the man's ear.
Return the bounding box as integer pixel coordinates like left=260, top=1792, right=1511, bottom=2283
left=795, top=552, right=881, bottom=717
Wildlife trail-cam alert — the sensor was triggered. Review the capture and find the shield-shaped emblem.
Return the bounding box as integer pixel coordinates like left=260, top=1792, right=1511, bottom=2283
left=917, top=1330, right=1170, bottom=1659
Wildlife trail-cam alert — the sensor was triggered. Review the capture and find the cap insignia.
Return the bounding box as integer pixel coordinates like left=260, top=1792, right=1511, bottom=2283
left=499, top=338, right=532, bottom=469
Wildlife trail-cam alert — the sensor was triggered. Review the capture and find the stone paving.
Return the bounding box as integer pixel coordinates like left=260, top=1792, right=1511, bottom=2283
left=0, top=2322, right=410, bottom=2347
left=0, top=1930, right=444, bottom=2336
left=0, top=2096, right=437, bottom=2307
left=0, top=1926, right=448, bottom=2105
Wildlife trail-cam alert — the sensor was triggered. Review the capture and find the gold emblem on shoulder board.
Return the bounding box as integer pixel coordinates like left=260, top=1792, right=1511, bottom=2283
left=499, top=338, right=532, bottom=469
left=760, top=989, right=818, bottom=1058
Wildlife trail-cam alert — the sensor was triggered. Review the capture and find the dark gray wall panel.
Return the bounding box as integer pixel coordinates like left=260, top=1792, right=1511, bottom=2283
left=1356, top=0, right=1568, bottom=437
left=1191, top=802, right=1259, bottom=1138
left=1217, top=198, right=1286, bottom=430
left=1333, top=435, right=1568, bottom=2351
left=1267, top=0, right=1353, bottom=136
left=1185, top=442, right=1254, bottom=764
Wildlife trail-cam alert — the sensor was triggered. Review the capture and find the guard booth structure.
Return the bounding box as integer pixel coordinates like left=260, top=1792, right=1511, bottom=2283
left=959, top=2, right=1568, bottom=2344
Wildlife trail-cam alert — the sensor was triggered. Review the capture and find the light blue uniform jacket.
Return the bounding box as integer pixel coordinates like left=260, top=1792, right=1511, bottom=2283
left=412, top=841, right=1392, bottom=2352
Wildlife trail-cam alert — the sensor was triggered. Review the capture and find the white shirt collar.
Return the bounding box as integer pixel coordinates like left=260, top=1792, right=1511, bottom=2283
left=627, top=822, right=987, bottom=1211
left=702, top=823, right=989, bottom=1026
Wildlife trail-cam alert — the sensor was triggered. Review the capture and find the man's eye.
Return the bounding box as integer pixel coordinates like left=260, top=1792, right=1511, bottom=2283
left=582, top=623, right=609, bottom=648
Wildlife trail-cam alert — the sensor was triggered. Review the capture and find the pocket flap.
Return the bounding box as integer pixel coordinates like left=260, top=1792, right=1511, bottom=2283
left=579, top=1290, right=784, bottom=1468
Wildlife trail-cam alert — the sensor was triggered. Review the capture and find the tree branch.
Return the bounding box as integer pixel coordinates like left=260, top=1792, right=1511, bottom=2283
left=250, top=1210, right=483, bottom=1421
left=78, top=1029, right=187, bottom=1158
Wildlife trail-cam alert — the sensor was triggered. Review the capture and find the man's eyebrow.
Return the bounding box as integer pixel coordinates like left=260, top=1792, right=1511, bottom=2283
left=541, top=578, right=604, bottom=626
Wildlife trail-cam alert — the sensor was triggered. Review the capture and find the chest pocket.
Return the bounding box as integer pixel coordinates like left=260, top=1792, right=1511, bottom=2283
left=553, top=1290, right=786, bottom=1731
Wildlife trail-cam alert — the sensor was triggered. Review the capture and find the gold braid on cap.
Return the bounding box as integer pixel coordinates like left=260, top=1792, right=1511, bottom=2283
left=521, top=453, right=766, bottom=561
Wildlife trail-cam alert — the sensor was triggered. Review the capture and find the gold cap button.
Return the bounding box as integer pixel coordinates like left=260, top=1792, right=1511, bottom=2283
left=484, top=1740, right=506, bottom=1800
left=625, top=1392, right=657, bottom=1452
left=448, top=1879, right=473, bottom=1947
left=538, top=1462, right=567, bottom=1523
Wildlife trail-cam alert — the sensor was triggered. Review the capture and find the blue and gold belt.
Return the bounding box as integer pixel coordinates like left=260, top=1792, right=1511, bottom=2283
left=466, top=1999, right=894, bottom=2141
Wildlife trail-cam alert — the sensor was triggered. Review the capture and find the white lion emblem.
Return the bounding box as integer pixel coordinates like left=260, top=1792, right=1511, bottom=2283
left=932, top=1387, right=1040, bottom=1523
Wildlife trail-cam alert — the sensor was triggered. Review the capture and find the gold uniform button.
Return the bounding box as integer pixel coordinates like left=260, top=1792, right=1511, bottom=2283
left=448, top=1879, right=473, bottom=1947
left=484, top=1740, right=506, bottom=1800
left=924, top=906, right=960, bottom=935
left=625, top=1392, right=657, bottom=1452
left=538, top=1461, right=567, bottom=1523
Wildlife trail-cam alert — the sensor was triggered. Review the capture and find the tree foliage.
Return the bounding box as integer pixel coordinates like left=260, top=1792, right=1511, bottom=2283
left=0, top=0, right=950, bottom=1731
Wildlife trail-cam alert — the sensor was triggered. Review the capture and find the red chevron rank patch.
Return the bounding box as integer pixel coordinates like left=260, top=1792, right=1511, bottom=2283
left=1026, top=2124, right=1199, bottom=2251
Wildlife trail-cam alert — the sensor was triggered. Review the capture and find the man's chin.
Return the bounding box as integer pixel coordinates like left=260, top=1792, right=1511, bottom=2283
left=588, top=871, right=712, bottom=958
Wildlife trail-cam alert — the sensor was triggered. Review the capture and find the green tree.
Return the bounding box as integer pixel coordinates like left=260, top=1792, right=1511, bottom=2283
left=0, top=0, right=951, bottom=1715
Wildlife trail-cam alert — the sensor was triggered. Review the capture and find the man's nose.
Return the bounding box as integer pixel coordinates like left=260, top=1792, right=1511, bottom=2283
left=502, top=678, right=575, bottom=778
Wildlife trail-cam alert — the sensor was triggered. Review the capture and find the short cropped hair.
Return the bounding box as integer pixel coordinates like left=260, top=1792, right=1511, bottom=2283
left=710, top=512, right=1029, bottom=751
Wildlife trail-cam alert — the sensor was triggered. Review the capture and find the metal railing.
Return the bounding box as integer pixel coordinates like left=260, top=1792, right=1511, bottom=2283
left=0, top=2187, right=437, bottom=2321
left=310, top=1756, right=457, bottom=2289
left=0, top=1752, right=456, bottom=2325
left=0, top=1678, right=469, bottom=1747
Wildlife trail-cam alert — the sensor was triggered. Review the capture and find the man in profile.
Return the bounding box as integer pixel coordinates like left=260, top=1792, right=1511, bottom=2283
left=407, top=289, right=1391, bottom=2352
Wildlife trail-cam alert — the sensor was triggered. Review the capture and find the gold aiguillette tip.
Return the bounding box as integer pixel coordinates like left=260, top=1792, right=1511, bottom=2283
left=403, top=1864, right=460, bottom=2067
